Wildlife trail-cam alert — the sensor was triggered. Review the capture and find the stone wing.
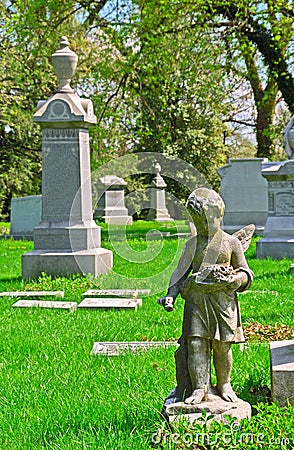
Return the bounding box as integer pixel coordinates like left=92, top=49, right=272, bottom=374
left=233, top=224, right=255, bottom=252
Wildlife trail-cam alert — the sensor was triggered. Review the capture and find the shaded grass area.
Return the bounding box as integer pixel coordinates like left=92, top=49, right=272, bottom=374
left=97, top=220, right=190, bottom=241
left=0, top=235, right=293, bottom=448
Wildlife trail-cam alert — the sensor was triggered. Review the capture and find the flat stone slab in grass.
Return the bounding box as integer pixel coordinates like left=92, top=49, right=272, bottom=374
left=0, top=291, right=64, bottom=298
left=82, top=289, right=151, bottom=298
left=165, top=395, right=251, bottom=425
left=239, top=290, right=278, bottom=296
left=91, top=341, right=178, bottom=356
left=12, top=300, right=77, bottom=311
left=270, top=340, right=294, bottom=406
left=78, top=298, right=140, bottom=309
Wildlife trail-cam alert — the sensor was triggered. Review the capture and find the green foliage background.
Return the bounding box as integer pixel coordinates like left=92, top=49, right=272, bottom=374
left=1, top=0, right=294, bottom=219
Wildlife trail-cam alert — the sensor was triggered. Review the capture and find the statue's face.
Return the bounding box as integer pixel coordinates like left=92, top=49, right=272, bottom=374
left=186, top=189, right=224, bottom=235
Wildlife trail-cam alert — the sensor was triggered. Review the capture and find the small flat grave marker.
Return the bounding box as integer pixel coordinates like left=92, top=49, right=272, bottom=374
left=0, top=291, right=64, bottom=298
left=91, top=341, right=178, bottom=356
left=78, top=298, right=140, bottom=309
left=82, top=289, right=151, bottom=298
left=12, top=300, right=77, bottom=311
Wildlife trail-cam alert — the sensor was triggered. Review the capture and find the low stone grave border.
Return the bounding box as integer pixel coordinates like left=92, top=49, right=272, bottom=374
left=12, top=300, right=77, bottom=311
left=0, top=291, right=64, bottom=298
left=78, top=298, right=141, bottom=310
left=82, top=289, right=151, bottom=298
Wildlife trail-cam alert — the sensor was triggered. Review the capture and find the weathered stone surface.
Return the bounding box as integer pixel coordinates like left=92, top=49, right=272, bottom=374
left=0, top=290, right=64, bottom=298
left=217, top=158, right=268, bottom=235
left=12, top=300, right=77, bottom=311
left=158, top=188, right=254, bottom=413
left=22, top=37, right=112, bottom=279
left=94, top=175, right=133, bottom=225
left=82, top=289, right=151, bottom=298
left=22, top=248, right=112, bottom=279
left=256, top=237, right=294, bottom=260
left=165, top=395, right=251, bottom=425
left=270, top=340, right=294, bottom=406
left=91, top=341, right=178, bottom=356
left=78, top=297, right=140, bottom=309
left=10, top=195, right=42, bottom=240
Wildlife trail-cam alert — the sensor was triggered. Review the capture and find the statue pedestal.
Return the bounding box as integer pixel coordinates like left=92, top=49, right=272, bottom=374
left=163, top=394, right=251, bottom=425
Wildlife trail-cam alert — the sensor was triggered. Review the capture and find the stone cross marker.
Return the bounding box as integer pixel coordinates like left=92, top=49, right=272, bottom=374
left=22, top=37, right=113, bottom=279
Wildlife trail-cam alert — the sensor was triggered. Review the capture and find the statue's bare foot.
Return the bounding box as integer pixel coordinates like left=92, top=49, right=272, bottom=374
left=184, top=388, right=205, bottom=404
left=218, top=383, right=238, bottom=402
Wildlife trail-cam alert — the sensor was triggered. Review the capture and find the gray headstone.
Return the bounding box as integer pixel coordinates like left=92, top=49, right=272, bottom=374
left=0, top=290, right=64, bottom=298
left=22, top=37, right=113, bottom=278
left=12, top=300, right=77, bottom=311
left=94, top=175, right=133, bottom=225
left=270, top=340, right=294, bottom=406
left=78, top=298, right=140, bottom=309
left=10, top=195, right=42, bottom=240
left=91, top=341, right=178, bottom=356
left=217, top=158, right=268, bottom=235
left=256, top=158, right=294, bottom=259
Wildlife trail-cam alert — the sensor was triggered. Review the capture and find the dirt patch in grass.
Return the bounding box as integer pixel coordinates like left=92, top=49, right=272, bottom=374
left=244, top=322, right=294, bottom=342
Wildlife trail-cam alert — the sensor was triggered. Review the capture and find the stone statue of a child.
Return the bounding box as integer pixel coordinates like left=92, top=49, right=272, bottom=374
left=158, top=188, right=254, bottom=406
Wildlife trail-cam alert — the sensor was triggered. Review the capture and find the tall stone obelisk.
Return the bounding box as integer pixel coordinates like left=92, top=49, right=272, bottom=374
left=22, top=37, right=113, bottom=278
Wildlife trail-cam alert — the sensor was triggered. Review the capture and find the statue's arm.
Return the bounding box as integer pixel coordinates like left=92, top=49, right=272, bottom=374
left=158, top=237, right=195, bottom=311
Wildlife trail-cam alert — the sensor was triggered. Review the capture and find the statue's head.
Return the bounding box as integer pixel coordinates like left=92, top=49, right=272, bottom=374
left=186, top=188, right=224, bottom=235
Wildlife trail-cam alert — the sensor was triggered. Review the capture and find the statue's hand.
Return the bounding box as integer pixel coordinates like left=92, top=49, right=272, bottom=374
left=157, top=296, right=174, bottom=312
left=224, top=272, right=247, bottom=292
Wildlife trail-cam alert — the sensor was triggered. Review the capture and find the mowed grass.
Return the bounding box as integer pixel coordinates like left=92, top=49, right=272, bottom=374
left=0, top=233, right=293, bottom=449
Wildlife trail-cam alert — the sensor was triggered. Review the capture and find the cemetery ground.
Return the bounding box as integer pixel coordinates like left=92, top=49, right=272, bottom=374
left=0, top=222, right=293, bottom=449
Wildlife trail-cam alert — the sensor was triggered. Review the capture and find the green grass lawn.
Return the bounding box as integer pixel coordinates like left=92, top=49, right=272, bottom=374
left=0, top=230, right=293, bottom=449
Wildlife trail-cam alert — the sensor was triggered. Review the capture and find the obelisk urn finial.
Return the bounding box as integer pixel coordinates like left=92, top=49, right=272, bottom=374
left=51, top=36, right=78, bottom=93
